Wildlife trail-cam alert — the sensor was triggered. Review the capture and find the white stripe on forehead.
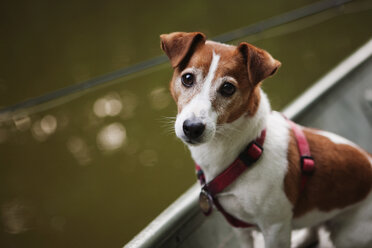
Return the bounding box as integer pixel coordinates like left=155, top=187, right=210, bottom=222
left=177, top=52, right=220, bottom=121
left=206, top=40, right=233, bottom=48
left=201, top=51, right=220, bottom=98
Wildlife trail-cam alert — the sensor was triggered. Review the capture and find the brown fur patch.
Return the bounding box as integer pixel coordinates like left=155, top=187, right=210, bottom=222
left=238, top=42, right=281, bottom=85
left=160, top=32, right=206, bottom=68
left=284, top=128, right=372, bottom=218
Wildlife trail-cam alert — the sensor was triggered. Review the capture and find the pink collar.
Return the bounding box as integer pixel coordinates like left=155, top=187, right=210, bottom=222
left=195, top=117, right=315, bottom=229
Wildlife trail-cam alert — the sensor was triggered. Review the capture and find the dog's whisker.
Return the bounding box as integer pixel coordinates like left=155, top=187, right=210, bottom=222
left=158, top=117, right=176, bottom=136
left=160, top=116, right=177, bottom=120
left=158, top=116, right=176, bottom=126
left=163, top=127, right=175, bottom=134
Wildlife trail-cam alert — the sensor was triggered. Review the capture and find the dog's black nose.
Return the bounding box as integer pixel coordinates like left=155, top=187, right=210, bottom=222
left=183, top=119, right=205, bottom=140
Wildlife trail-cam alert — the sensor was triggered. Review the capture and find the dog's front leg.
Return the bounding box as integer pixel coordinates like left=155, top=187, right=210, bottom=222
left=234, top=228, right=254, bottom=248
left=261, top=220, right=291, bottom=248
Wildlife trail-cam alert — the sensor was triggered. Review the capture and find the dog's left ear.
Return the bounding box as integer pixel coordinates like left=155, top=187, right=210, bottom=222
left=160, top=32, right=206, bottom=68
left=238, top=42, right=281, bottom=85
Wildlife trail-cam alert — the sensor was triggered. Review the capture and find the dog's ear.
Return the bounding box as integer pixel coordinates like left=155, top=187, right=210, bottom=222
left=160, top=32, right=206, bottom=68
left=238, top=42, right=281, bottom=85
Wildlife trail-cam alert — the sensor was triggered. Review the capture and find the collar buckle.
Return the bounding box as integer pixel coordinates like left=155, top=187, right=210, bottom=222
left=238, top=141, right=264, bottom=166
left=301, top=156, right=315, bottom=175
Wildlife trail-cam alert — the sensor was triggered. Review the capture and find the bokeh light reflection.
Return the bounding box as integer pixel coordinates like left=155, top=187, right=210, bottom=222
left=66, top=136, right=92, bottom=166
left=93, top=93, right=123, bottom=118
left=1, top=199, right=33, bottom=234
left=96, top=122, right=127, bottom=152
left=31, top=115, right=58, bottom=141
left=40, top=115, right=57, bottom=135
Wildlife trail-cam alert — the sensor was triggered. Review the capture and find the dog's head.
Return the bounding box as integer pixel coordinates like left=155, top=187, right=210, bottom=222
left=160, top=32, right=280, bottom=145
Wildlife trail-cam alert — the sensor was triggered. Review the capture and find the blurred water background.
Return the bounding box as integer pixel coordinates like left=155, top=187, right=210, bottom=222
left=0, top=0, right=372, bottom=247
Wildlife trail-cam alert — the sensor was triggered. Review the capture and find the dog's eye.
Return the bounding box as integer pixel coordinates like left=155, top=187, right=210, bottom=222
left=219, top=82, right=236, bottom=97
left=181, top=73, right=194, bottom=87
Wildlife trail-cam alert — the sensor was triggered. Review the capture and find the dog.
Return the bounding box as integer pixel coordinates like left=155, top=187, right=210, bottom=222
left=160, top=31, right=372, bottom=248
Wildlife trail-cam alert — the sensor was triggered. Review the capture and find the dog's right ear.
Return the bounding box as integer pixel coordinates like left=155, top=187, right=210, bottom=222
left=238, top=42, right=281, bottom=85
left=160, top=32, right=206, bottom=68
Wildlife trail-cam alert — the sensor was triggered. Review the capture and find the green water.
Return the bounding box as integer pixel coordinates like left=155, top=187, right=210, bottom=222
left=0, top=0, right=372, bottom=247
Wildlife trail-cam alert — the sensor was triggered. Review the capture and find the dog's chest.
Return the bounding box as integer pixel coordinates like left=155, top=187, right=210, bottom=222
left=191, top=113, right=294, bottom=223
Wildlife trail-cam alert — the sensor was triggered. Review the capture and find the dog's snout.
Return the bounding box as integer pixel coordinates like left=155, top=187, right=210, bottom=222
left=183, top=119, right=205, bottom=140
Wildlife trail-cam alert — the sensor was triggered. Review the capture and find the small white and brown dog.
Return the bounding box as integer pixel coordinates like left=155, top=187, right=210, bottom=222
left=160, top=32, right=372, bottom=248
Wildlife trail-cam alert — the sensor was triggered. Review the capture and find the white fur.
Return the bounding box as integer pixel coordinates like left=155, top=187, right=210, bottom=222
left=173, top=51, right=372, bottom=248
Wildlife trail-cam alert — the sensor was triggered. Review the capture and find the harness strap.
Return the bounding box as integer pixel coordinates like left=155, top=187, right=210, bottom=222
left=286, top=119, right=315, bottom=191
left=213, top=197, right=254, bottom=228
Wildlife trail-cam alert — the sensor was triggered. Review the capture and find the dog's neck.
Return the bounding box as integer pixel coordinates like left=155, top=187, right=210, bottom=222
left=188, top=88, right=271, bottom=182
